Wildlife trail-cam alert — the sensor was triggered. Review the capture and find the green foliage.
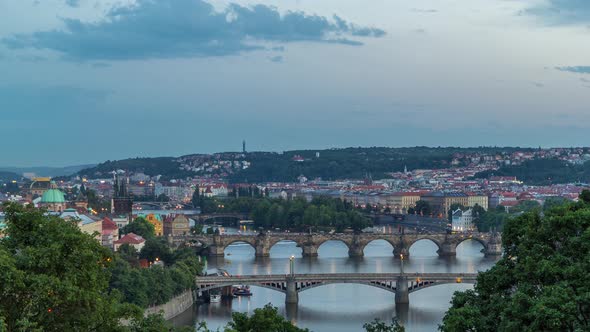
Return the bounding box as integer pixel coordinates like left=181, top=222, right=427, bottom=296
left=543, top=196, right=569, bottom=212
left=440, top=191, right=590, bottom=331
left=476, top=158, right=590, bottom=185
left=120, top=217, right=156, bottom=239
left=0, top=203, right=133, bottom=331
left=363, top=318, right=405, bottom=332
left=85, top=188, right=111, bottom=212
left=229, top=147, right=524, bottom=183
left=246, top=196, right=370, bottom=232
left=224, top=304, right=309, bottom=332
left=127, top=313, right=194, bottom=332
left=191, top=224, right=204, bottom=235
left=78, top=157, right=192, bottom=180
left=139, top=237, right=173, bottom=263
left=410, top=200, right=431, bottom=216
left=110, top=243, right=203, bottom=308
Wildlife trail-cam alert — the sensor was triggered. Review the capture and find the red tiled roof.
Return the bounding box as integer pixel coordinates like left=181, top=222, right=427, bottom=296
left=102, top=217, right=118, bottom=231
left=114, top=232, right=145, bottom=245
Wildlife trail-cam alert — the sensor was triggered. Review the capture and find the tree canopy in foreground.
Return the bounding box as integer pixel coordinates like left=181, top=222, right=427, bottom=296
left=0, top=203, right=190, bottom=332
left=440, top=191, right=590, bottom=331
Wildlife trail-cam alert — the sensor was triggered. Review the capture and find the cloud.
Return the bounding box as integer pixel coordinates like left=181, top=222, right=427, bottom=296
left=411, top=8, right=438, bottom=14
left=524, top=0, right=590, bottom=25
left=3, top=0, right=385, bottom=61
left=556, top=66, right=590, bottom=74
left=269, top=55, right=283, bottom=62
left=65, top=0, right=80, bottom=7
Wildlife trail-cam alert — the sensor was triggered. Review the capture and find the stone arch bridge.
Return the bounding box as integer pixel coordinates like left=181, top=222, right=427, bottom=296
left=173, top=232, right=502, bottom=258
left=195, top=272, right=478, bottom=305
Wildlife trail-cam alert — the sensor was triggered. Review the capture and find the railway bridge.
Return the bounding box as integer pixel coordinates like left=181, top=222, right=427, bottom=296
left=173, top=231, right=502, bottom=258
left=195, top=272, right=478, bottom=305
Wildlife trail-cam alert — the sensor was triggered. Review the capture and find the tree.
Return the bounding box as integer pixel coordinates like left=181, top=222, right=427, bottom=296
left=118, top=243, right=140, bottom=266
left=0, top=203, right=134, bottom=331
left=139, top=238, right=173, bottom=264
left=224, top=304, right=309, bottom=332
left=413, top=200, right=431, bottom=216
left=191, top=224, right=204, bottom=235
left=191, top=187, right=201, bottom=208
left=363, top=319, right=405, bottom=332
left=440, top=191, right=590, bottom=331
left=120, top=217, right=155, bottom=239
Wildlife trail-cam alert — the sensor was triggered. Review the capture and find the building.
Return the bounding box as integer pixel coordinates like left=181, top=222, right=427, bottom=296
left=101, top=217, right=119, bottom=249
left=112, top=216, right=130, bottom=229
left=164, top=214, right=190, bottom=237
left=386, top=192, right=422, bottom=214
left=111, top=173, right=133, bottom=215
left=144, top=213, right=163, bottom=236
left=451, top=208, right=475, bottom=232
left=421, top=192, right=469, bottom=216
left=59, top=208, right=102, bottom=241
left=467, top=194, right=489, bottom=210
left=39, top=182, right=67, bottom=212
left=114, top=232, right=146, bottom=252
left=29, top=177, right=52, bottom=197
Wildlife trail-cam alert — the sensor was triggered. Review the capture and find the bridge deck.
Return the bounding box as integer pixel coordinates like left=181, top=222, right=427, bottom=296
left=197, top=272, right=478, bottom=284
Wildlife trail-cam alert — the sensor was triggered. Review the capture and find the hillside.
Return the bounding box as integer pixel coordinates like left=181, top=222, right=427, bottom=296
left=0, top=164, right=95, bottom=177
left=73, top=147, right=536, bottom=182
left=0, top=171, right=21, bottom=182
left=76, top=157, right=192, bottom=179
left=475, top=158, right=590, bottom=185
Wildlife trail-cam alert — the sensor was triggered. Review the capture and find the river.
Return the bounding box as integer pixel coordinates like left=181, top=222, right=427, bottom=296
left=171, top=227, right=499, bottom=331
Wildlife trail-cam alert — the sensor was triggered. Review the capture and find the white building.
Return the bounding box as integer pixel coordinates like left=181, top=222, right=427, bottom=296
left=451, top=208, right=475, bottom=232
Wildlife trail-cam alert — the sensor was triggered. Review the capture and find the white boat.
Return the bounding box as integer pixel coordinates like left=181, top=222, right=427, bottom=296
left=210, top=293, right=221, bottom=303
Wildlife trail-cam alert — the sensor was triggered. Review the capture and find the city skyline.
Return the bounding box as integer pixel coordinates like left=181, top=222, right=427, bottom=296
left=2, top=0, right=590, bottom=166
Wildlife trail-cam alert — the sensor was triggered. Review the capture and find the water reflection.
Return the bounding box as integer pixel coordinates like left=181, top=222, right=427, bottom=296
left=176, top=233, right=498, bottom=332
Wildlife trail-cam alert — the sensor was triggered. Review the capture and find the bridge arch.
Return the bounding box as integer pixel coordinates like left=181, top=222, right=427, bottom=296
left=268, top=239, right=303, bottom=257
left=222, top=239, right=257, bottom=256
left=361, top=239, right=396, bottom=257
left=454, top=236, right=487, bottom=255
left=316, top=239, right=351, bottom=257
left=407, top=238, right=443, bottom=256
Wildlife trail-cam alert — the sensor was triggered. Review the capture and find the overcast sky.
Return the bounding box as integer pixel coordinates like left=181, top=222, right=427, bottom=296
left=1, top=0, right=590, bottom=166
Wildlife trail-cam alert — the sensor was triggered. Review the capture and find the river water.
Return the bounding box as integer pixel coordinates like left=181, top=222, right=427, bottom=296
left=172, top=228, right=499, bottom=332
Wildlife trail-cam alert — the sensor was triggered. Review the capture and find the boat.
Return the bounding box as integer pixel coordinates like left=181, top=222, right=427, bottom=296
left=233, top=285, right=252, bottom=297
left=210, top=290, right=222, bottom=303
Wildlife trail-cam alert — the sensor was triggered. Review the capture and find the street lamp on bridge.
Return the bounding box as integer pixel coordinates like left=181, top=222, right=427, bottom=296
left=289, top=255, right=295, bottom=277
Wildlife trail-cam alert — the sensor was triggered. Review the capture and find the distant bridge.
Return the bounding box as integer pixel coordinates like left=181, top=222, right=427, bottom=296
left=195, top=213, right=250, bottom=223
left=173, top=231, right=502, bottom=258
left=196, top=272, right=478, bottom=305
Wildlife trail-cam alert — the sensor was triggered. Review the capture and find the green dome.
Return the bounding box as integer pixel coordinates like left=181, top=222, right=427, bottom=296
left=41, top=189, right=65, bottom=204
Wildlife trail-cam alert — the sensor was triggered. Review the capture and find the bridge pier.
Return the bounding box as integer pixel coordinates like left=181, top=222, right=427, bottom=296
left=437, top=241, right=457, bottom=257
left=302, top=245, right=318, bottom=257
left=393, top=246, right=409, bottom=259
left=348, top=244, right=364, bottom=258
left=285, top=277, right=299, bottom=304
left=255, top=246, right=270, bottom=257
left=208, top=245, right=225, bottom=256
left=395, top=276, right=409, bottom=304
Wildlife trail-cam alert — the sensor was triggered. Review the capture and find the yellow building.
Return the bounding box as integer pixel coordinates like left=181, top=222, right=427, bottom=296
left=467, top=194, right=488, bottom=210
left=145, top=213, right=163, bottom=236
left=386, top=192, right=422, bottom=214
left=421, top=192, right=469, bottom=216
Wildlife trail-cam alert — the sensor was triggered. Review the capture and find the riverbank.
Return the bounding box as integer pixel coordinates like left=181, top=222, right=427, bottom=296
left=145, top=289, right=195, bottom=320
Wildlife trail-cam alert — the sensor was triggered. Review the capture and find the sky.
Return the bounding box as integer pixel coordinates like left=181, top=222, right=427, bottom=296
left=1, top=0, right=590, bottom=166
